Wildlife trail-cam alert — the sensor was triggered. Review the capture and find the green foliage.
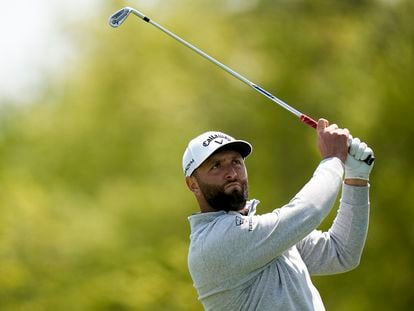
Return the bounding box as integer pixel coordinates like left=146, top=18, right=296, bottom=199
left=0, top=0, right=413, bottom=309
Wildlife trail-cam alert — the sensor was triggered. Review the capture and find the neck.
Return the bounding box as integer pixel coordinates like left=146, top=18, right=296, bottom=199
left=199, top=203, right=218, bottom=213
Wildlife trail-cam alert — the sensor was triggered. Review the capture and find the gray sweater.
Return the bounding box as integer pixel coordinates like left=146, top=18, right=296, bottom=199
left=187, top=157, right=370, bottom=310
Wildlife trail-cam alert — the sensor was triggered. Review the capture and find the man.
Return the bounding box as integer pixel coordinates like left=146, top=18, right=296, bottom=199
left=182, top=119, right=374, bottom=310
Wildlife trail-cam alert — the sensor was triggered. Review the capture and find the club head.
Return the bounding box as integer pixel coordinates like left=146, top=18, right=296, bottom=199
left=108, top=7, right=132, bottom=28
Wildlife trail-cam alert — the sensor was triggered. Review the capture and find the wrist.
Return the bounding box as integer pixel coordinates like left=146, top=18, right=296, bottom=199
left=344, top=178, right=369, bottom=187
left=323, top=154, right=346, bottom=164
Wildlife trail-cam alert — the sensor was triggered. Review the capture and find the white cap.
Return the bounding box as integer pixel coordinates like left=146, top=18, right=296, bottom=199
left=182, top=131, right=252, bottom=176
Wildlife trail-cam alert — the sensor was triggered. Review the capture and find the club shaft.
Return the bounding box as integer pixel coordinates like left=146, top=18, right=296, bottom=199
left=117, top=8, right=374, bottom=165
left=131, top=9, right=303, bottom=119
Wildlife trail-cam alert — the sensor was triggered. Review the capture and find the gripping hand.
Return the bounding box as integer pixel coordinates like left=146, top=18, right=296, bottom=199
left=345, top=136, right=374, bottom=181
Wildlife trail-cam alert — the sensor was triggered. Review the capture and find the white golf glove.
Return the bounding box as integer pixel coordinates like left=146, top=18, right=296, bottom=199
left=345, top=136, right=374, bottom=181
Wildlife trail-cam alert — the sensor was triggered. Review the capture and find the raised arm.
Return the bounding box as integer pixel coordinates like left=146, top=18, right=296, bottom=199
left=297, top=136, right=374, bottom=274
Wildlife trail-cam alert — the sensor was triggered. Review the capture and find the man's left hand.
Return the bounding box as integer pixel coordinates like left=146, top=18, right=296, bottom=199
left=345, top=136, right=374, bottom=182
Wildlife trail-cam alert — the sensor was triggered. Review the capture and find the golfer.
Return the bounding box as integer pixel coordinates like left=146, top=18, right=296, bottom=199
left=182, top=119, right=374, bottom=310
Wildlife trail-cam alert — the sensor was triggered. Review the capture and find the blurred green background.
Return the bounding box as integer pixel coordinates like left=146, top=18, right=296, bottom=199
left=1, top=0, right=413, bottom=310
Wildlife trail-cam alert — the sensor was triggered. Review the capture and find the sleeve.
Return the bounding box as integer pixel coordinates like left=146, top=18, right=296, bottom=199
left=296, top=183, right=370, bottom=275
left=202, top=157, right=344, bottom=275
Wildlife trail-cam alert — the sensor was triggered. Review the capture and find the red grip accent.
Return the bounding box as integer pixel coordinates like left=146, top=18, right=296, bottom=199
left=300, top=114, right=317, bottom=129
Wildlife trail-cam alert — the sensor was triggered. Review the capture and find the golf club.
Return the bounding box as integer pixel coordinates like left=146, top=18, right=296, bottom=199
left=108, top=7, right=374, bottom=165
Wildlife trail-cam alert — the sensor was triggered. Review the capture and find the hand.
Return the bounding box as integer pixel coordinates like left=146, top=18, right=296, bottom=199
left=317, top=119, right=349, bottom=163
left=345, top=136, right=374, bottom=181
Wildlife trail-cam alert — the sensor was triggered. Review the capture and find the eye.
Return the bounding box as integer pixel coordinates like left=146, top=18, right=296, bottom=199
left=211, top=161, right=221, bottom=170
left=233, top=159, right=243, bottom=166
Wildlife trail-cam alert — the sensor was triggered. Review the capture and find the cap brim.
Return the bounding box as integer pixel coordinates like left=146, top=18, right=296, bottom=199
left=211, top=140, right=252, bottom=159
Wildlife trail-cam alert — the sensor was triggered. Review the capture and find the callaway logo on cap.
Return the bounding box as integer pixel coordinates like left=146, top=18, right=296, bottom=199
left=182, top=131, right=252, bottom=176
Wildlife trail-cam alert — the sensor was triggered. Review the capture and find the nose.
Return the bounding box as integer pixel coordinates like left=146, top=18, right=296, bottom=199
left=225, top=166, right=238, bottom=180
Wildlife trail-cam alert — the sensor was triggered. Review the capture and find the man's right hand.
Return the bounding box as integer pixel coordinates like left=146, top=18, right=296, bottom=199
left=316, top=118, right=349, bottom=163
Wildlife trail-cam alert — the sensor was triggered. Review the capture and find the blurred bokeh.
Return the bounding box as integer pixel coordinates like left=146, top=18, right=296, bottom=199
left=1, top=0, right=413, bottom=310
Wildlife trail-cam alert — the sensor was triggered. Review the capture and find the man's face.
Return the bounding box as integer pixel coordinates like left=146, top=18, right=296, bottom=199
left=193, top=149, right=248, bottom=212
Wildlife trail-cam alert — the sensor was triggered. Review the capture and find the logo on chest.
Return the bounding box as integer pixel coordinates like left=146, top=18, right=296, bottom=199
left=235, top=216, right=253, bottom=231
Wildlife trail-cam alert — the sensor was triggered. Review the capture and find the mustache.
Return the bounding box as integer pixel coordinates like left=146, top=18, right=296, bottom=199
left=224, top=181, right=242, bottom=190
left=223, top=179, right=242, bottom=186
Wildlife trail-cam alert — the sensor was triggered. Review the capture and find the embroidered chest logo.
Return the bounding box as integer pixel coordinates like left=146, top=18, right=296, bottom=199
left=235, top=216, right=253, bottom=231
left=235, top=216, right=245, bottom=226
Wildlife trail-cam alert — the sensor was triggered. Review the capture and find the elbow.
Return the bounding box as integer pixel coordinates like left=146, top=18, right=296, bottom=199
left=338, top=251, right=363, bottom=273
left=330, top=232, right=367, bottom=273
left=344, top=256, right=361, bottom=272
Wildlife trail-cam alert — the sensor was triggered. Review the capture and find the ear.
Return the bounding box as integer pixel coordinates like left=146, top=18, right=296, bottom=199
left=186, top=176, right=200, bottom=194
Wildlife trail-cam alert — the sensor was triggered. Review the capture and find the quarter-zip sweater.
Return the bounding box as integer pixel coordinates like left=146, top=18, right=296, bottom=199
left=188, top=157, right=370, bottom=310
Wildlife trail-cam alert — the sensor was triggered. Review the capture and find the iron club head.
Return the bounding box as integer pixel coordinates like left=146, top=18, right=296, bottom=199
left=109, top=7, right=149, bottom=28
left=108, top=7, right=132, bottom=28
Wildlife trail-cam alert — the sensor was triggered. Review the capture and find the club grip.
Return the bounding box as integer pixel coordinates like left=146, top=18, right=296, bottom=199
left=300, top=114, right=374, bottom=165
left=363, top=154, right=375, bottom=165
left=300, top=114, right=317, bottom=129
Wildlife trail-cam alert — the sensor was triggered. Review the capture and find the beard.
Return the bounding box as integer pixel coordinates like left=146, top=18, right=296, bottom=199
left=196, top=178, right=248, bottom=212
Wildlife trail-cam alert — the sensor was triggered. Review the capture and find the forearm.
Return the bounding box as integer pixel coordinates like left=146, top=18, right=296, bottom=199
left=269, top=157, right=344, bottom=251
left=327, top=183, right=370, bottom=271
left=297, top=183, right=369, bottom=275
left=290, top=157, right=344, bottom=219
